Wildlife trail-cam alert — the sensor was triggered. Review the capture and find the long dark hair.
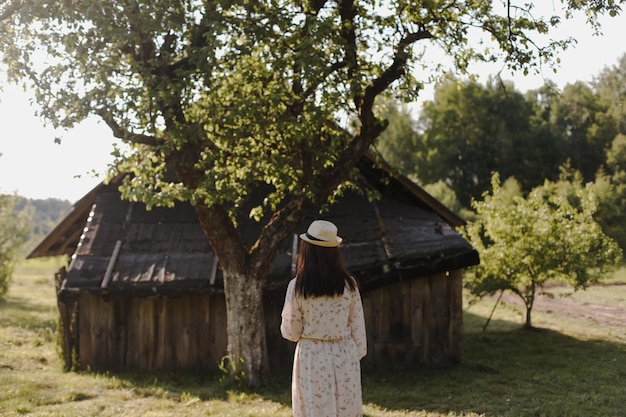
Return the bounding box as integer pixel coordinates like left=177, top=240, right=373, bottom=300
left=294, top=240, right=357, bottom=298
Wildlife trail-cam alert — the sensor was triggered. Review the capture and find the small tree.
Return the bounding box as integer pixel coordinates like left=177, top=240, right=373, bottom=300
left=463, top=172, right=623, bottom=329
left=0, top=192, right=31, bottom=298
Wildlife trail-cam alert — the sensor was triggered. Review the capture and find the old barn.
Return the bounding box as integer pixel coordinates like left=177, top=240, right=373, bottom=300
left=28, top=156, right=479, bottom=373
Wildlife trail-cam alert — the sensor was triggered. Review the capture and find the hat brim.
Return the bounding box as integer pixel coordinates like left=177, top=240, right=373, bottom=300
left=299, top=233, right=342, bottom=247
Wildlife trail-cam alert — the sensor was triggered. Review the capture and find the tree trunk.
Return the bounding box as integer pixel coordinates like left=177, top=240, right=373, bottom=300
left=222, top=268, right=269, bottom=387
left=524, top=305, right=533, bottom=329
left=190, top=202, right=272, bottom=387
left=524, top=283, right=536, bottom=329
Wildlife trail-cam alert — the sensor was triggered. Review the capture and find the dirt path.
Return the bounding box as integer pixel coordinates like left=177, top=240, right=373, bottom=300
left=487, top=283, right=626, bottom=329
left=530, top=289, right=626, bottom=328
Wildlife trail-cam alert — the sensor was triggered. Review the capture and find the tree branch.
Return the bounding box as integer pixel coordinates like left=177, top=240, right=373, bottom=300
left=307, top=0, right=327, bottom=12
left=195, top=201, right=248, bottom=275
left=289, top=0, right=337, bottom=112
left=363, top=27, right=432, bottom=107
left=310, top=26, right=433, bottom=202
left=97, top=111, right=161, bottom=146
left=249, top=194, right=314, bottom=279
left=300, top=59, right=348, bottom=101
left=352, top=27, right=432, bottom=154
left=338, top=0, right=359, bottom=106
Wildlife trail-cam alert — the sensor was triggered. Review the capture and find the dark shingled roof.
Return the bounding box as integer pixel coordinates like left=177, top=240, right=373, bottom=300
left=29, top=156, right=479, bottom=295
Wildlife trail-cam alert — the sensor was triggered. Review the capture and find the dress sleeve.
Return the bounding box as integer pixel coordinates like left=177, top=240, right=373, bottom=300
left=349, top=286, right=367, bottom=359
left=280, top=279, right=303, bottom=342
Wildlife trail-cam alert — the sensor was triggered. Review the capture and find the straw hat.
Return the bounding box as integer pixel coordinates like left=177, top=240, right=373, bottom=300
left=299, top=220, right=342, bottom=247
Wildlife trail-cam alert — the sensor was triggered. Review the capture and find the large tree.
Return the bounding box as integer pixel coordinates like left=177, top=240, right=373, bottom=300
left=1, top=0, right=622, bottom=385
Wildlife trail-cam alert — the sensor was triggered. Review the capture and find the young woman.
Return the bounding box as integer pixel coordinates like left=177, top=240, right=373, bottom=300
left=281, top=219, right=367, bottom=417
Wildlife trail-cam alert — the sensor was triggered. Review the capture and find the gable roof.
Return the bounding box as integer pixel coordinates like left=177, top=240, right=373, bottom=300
left=28, top=155, right=479, bottom=294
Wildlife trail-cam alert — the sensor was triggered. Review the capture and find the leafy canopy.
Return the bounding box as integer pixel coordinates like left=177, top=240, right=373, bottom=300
left=2, top=0, right=621, bottom=219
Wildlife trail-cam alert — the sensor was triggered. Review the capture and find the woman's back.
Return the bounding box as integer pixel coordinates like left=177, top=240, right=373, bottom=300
left=280, top=220, right=367, bottom=417
left=281, top=279, right=366, bottom=354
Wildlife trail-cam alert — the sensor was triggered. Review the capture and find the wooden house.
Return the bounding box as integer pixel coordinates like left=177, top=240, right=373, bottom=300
left=28, top=156, right=479, bottom=373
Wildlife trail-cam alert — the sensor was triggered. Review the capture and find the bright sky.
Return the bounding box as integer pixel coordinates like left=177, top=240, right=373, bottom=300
left=1, top=9, right=625, bottom=203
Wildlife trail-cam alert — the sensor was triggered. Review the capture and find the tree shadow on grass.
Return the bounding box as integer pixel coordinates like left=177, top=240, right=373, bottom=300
left=0, top=295, right=58, bottom=332
left=361, top=311, right=626, bottom=417
left=83, top=365, right=292, bottom=406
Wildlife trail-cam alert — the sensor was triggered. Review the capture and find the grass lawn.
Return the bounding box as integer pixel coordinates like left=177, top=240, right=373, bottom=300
left=1, top=259, right=625, bottom=417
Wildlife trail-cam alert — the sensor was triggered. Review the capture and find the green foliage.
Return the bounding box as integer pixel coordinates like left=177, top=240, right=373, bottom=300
left=393, top=60, right=626, bottom=253
left=373, top=100, right=420, bottom=175
left=0, top=193, right=31, bottom=298
left=414, top=77, right=568, bottom=206
left=591, top=57, right=626, bottom=253
left=401, top=57, right=626, bottom=208
left=593, top=169, right=626, bottom=252
left=421, top=180, right=470, bottom=220
left=546, top=81, right=618, bottom=181
left=1, top=1, right=620, bottom=217
left=463, top=172, right=623, bottom=328
left=593, top=54, right=626, bottom=134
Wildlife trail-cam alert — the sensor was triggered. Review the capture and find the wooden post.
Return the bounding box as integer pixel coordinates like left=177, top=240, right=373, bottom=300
left=55, top=267, right=75, bottom=371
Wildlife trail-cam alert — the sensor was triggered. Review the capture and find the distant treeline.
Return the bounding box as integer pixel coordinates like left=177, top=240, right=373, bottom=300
left=15, top=197, right=72, bottom=256
left=375, top=55, right=626, bottom=252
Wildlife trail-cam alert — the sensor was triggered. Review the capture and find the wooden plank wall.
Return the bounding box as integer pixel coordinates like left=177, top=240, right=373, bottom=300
left=74, top=268, right=463, bottom=373
left=77, top=293, right=227, bottom=372
left=265, top=292, right=296, bottom=371
left=360, top=269, right=464, bottom=371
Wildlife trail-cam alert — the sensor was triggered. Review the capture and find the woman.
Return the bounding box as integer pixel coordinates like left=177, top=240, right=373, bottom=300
left=281, top=219, right=367, bottom=417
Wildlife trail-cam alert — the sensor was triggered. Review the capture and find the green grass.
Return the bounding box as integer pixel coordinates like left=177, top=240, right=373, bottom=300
left=1, top=259, right=625, bottom=417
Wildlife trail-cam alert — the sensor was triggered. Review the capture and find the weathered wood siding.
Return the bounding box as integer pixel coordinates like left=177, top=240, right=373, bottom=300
left=264, top=295, right=296, bottom=372
left=72, top=269, right=463, bottom=373
left=76, top=293, right=227, bottom=372
left=360, top=269, right=464, bottom=371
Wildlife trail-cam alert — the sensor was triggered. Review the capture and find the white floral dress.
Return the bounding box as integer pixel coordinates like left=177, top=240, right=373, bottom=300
left=280, top=278, right=367, bottom=417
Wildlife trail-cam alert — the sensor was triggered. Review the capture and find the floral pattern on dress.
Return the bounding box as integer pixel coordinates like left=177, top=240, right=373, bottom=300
left=281, top=278, right=367, bottom=417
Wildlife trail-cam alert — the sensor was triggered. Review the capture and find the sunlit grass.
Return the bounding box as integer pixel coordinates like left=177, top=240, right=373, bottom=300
left=464, top=266, right=626, bottom=344
left=1, top=261, right=625, bottom=417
